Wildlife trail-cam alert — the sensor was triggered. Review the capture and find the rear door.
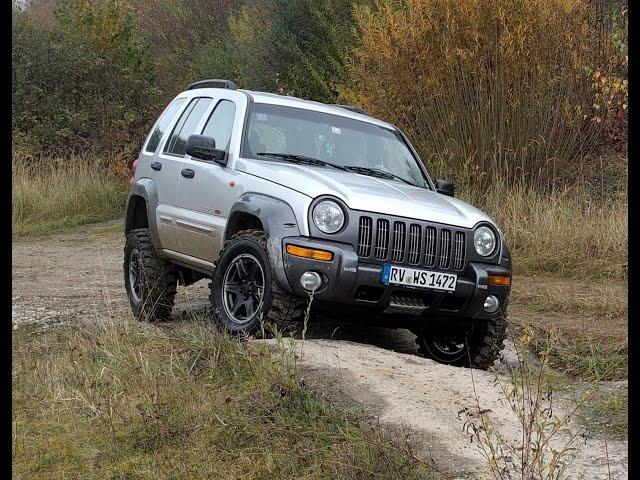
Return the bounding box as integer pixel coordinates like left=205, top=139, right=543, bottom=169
left=154, top=96, right=213, bottom=252
left=138, top=97, right=186, bottom=251
left=174, top=97, right=239, bottom=262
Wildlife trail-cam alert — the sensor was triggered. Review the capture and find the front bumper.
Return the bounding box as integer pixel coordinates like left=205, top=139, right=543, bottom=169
left=280, top=237, right=511, bottom=321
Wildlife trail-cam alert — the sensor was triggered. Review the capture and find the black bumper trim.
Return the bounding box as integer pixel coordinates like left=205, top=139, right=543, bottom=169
left=280, top=237, right=511, bottom=320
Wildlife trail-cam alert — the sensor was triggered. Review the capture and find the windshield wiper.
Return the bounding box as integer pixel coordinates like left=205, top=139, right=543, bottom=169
left=344, top=166, right=419, bottom=187
left=256, top=152, right=347, bottom=171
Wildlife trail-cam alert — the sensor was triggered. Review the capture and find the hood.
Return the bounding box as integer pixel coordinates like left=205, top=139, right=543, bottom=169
left=235, top=159, right=495, bottom=229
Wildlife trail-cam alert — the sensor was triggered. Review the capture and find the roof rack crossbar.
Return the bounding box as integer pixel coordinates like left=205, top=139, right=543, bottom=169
left=331, top=104, right=368, bottom=116
left=187, top=79, right=237, bottom=91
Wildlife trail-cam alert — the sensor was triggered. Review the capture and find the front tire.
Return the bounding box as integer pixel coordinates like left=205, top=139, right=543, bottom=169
left=210, top=229, right=304, bottom=335
left=124, top=228, right=178, bottom=321
left=414, top=312, right=507, bottom=369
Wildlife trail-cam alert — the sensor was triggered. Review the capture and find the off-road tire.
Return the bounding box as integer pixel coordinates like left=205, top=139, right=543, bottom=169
left=415, top=312, right=507, bottom=369
left=210, top=229, right=305, bottom=335
left=124, top=228, right=178, bottom=322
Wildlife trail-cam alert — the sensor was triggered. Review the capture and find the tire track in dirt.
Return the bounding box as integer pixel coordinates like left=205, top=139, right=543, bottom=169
left=11, top=221, right=628, bottom=479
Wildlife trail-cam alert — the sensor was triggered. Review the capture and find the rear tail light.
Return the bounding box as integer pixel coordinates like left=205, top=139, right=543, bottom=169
left=129, top=159, right=138, bottom=187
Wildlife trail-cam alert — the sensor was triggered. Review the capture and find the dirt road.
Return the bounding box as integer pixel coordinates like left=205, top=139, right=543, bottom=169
left=12, top=221, right=628, bottom=479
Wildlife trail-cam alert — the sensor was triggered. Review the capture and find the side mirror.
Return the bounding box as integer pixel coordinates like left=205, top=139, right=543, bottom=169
left=435, top=179, right=455, bottom=197
left=185, top=134, right=227, bottom=166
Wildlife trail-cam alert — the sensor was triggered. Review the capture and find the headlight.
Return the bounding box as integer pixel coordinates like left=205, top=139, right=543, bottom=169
left=312, top=200, right=345, bottom=234
left=474, top=226, right=496, bottom=256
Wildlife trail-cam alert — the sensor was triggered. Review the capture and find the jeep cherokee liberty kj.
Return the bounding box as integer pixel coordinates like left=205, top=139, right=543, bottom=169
left=124, top=79, right=512, bottom=368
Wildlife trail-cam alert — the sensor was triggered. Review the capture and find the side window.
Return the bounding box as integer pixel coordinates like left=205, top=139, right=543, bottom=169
left=144, top=98, right=186, bottom=153
left=201, top=100, right=236, bottom=151
left=164, top=97, right=213, bottom=156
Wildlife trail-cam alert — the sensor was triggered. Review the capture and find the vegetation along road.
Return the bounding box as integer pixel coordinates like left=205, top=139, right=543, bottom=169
left=12, top=220, right=627, bottom=479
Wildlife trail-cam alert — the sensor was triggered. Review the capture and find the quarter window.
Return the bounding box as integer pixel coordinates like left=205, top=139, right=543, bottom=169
left=201, top=100, right=236, bottom=151
left=164, top=97, right=213, bottom=156
left=144, top=98, right=185, bottom=153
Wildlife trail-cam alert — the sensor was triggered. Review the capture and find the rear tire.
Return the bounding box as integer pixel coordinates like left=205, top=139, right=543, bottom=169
left=124, top=228, right=178, bottom=322
left=210, top=229, right=305, bottom=335
left=414, top=312, right=507, bottom=369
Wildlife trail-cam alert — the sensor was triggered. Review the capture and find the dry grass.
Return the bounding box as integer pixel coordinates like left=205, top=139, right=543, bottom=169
left=461, top=179, right=628, bottom=281
left=12, top=152, right=129, bottom=236
left=509, top=276, right=627, bottom=382
left=12, top=318, right=439, bottom=480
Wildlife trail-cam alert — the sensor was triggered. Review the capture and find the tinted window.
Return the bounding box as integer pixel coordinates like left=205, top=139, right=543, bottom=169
left=144, top=98, right=186, bottom=153
left=201, top=100, right=236, bottom=151
left=164, top=97, right=213, bottom=156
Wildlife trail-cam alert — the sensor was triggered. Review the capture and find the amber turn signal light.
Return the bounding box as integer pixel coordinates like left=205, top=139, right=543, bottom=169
left=489, top=274, right=511, bottom=287
left=286, top=244, right=334, bottom=261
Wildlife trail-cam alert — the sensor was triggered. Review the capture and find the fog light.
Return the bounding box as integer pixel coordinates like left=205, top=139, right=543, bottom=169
left=300, top=271, right=322, bottom=292
left=483, top=295, right=500, bottom=313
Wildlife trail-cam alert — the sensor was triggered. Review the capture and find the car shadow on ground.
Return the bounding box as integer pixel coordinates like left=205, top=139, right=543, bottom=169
left=301, top=314, right=420, bottom=355
left=172, top=282, right=421, bottom=356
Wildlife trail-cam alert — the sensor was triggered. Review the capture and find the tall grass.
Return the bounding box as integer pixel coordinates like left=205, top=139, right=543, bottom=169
left=12, top=319, right=439, bottom=479
left=463, top=178, right=627, bottom=280
left=12, top=152, right=129, bottom=236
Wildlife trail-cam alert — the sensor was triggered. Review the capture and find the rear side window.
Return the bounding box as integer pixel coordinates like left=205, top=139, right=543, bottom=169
left=164, top=97, right=213, bottom=156
left=144, top=98, right=186, bottom=153
left=201, top=100, right=236, bottom=151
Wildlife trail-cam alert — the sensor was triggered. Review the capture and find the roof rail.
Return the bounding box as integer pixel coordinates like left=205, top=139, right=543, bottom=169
left=332, top=104, right=368, bottom=116
left=187, top=79, right=237, bottom=90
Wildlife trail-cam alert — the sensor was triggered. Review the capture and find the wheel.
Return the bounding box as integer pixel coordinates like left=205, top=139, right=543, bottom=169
left=414, top=312, right=507, bottom=369
left=210, top=229, right=305, bottom=334
left=124, top=228, right=178, bottom=321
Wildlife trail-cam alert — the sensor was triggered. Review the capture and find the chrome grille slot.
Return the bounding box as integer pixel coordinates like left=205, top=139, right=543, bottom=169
left=374, top=219, right=390, bottom=259
left=357, top=216, right=372, bottom=257
left=424, top=226, right=437, bottom=267
left=407, top=224, right=422, bottom=265
left=453, top=231, right=465, bottom=270
left=391, top=222, right=406, bottom=262
left=439, top=229, right=451, bottom=269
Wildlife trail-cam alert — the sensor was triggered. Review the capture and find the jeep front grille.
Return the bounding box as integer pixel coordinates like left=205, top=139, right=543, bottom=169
left=374, top=219, right=389, bottom=259
left=453, top=231, right=465, bottom=270
left=391, top=222, right=405, bottom=262
left=356, top=215, right=467, bottom=272
left=424, top=226, right=437, bottom=267
left=439, top=229, right=451, bottom=269
left=357, top=216, right=372, bottom=257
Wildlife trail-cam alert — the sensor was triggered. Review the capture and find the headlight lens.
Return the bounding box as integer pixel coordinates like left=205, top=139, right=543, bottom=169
left=474, top=226, right=496, bottom=256
left=312, top=200, right=345, bottom=234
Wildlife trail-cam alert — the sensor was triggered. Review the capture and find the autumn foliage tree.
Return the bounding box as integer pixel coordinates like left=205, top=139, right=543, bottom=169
left=340, top=0, right=619, bottom=189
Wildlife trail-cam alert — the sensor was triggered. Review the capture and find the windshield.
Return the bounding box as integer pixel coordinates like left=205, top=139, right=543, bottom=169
left=241, top=103, right=430, bottom=189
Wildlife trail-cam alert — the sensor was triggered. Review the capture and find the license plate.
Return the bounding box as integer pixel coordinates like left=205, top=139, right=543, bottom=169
left=381, top=264, right=457, bottom=292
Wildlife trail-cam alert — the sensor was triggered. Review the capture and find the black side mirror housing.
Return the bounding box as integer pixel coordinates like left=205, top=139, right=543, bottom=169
left=185, top=134, right=227, bottom=166
left=435, top=179, right=455, bottom=197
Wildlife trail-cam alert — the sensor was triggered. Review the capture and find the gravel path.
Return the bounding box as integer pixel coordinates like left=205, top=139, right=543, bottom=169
left=12, top=221, right=628, bottom=479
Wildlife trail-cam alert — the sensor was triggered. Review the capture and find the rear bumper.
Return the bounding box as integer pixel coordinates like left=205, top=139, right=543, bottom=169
left=280, top=237, right=511, bottom=321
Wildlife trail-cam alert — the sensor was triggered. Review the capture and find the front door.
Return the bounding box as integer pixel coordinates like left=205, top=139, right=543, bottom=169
left=154, top=96, right=213, bottom=252
left=174, top=98, right=239, bottom=262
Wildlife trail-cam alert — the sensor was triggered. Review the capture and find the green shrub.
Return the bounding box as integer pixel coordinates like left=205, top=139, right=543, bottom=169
left=12, top=1, right=159, bottom=155
left=228, top=0, right=365, bottom=102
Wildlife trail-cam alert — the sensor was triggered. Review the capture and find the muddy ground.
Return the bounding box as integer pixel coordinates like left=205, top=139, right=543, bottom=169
left=12, top=221, right=628, bottom=479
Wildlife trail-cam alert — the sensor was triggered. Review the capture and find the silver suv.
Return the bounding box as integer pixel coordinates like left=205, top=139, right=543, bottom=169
left=124, top=79, right=512, bottom=368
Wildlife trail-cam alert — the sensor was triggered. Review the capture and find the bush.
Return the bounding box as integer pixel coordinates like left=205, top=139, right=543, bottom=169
left=228, top=0, right=365, bottom=102
left=12, top=1, right=159, bottom=155
left=340, top=0, right=616, bottom=189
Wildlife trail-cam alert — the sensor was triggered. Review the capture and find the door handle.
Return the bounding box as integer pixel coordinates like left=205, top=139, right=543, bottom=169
left=151, top=161, right=162, bottom=171
left=181, top=168, right=195, bottom=179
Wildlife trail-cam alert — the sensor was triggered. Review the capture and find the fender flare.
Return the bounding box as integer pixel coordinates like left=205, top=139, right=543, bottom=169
left=125, top=179, right=164, bottom=254
left=227, top=193, right=302, bottom=292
